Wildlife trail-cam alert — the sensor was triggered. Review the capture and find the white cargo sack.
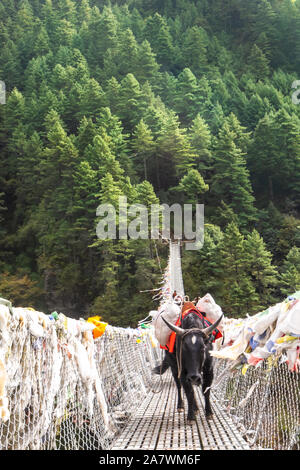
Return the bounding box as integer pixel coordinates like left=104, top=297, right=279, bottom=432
left=152, top=302, right=181, bottom=347
left=196, top=293, right=224, bottom=333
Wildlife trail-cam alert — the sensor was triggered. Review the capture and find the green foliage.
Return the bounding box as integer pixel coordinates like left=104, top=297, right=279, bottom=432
left=280, top=246, right=300, bottom=296
left=0, top=271, right=44, bottom=308
left=247, top=44, right=270, bottom=81
left=176, top=169, right=209, bottom=204
left=244, top=229, right=278, bottom=307
left=210, top=120, right=257, bottom=229
left=217, top=223, right=260, bottom=316
left=0, top=0, right=299, bottom=322
left=131, top=119, right=156, bottom=181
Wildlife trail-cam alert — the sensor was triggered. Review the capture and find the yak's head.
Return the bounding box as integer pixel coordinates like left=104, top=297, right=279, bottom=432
left=161, top=313, right=223, bottom=385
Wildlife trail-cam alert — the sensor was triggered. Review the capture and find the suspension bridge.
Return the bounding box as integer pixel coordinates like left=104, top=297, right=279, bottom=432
left=0, top=242, right=299, bottom=450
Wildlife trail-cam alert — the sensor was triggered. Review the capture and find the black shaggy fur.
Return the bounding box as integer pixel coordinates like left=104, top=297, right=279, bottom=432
left=153, top=311, right=215, bottom=422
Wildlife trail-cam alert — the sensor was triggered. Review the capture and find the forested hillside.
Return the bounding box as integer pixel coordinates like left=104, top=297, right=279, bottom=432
left=0, top=0, right=299, bottom=326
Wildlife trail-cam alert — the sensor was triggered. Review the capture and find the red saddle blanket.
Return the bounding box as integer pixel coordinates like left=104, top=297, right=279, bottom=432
left=160, top=307, right=222, bottom=354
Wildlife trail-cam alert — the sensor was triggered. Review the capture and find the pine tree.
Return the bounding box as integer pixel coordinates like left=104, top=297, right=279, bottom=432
left=86, top=6, right=118, bottom=68
left=211, top=122, right=257, bottom=228
left=247, top=44, right=270, bottom=81
left=16, top=0, right=34, bottom=33
left=86, top=133, right=124, bottom=182
left=121, top=176, right=138, bottom=205
left=156, top=111, right=197, bottom=184
left=252, top=0, right=276, bottom=43
left=244, top=93, right=270, bottom=130
left=24, top=56, right=51, bottom=96
left=182, top=224, right=224, bottom=300
left=99, top=172, right=123, bottom=208
left=52, top=18, right=76, bottom=48
left=96, top=107, right=133, bottom=177
left=218, top=223, right=259, bottom=316
left=188, top=114, right=212, bottom=175
left=213, top=201, right=239, bottom=230
left=135, top=180, right=159, bottom=207
left=117, top=28, right=139, bottom=78
left=280, top=246, right=300, bottom=296
left=39, top=110, right=78, bottom=215
left=76, top=0, right=92, bottom=25
left=223, top=112, right=252, bottom=154
left=134, top=180, right=160, bottom=238
left=181, top=26, right=207, bottom=76
left=255, top=32, right=271, bottom=59
left=244, top=229, right=279, bottom=307
left=277, top=111, right=300, bottom=208
left=0, top=40, right=22, bottom=89
left=16, top=131, right=44, bottom=209
left=176, top=169, right=209, bottom=204
left=117, top=73, right=146, bottom=131
left=76, top=116, right=97, bottom=155
left=277, top=216, right=300, bottom=260
left=249, top=110, right=300, bottom=206
left=3, top=88, right=26, bottom=136
left=131, top=119, right=156, bottom=181
left=134, top=40, right=160, bottom=84
left=144, top=13, right=175, bottom=70
left=72, top=160, right=99, bottom=233
left=174, top=68, right=202, bottom=124
left=76, top=78, right=105, bottom=122
left=32, top=24, right=51, bottom=56
left=104, top=76, right=121, bottom=115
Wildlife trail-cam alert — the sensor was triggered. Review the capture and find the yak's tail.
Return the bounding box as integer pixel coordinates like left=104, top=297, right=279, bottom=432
left=152, top=356, right=169, bottom=375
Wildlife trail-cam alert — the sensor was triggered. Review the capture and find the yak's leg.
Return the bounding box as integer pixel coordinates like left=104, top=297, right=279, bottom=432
left=193, top=396, right=199, bottom=413
left=182, top=380, right=197, bottom=422
left=170, top=365, right=184, bottom=411
left=202, top=359, right=214, bottom=419
left=152, top=354, right=169, bottom=375
left=174, top=374, right=184, bottom=412
left=167, top=352, right=184, bottom=411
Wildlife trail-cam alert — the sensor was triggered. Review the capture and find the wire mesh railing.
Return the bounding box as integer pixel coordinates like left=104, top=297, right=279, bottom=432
left=212, top=359, right=300, bottom=450
left=0, top=302, right=163, bottom=450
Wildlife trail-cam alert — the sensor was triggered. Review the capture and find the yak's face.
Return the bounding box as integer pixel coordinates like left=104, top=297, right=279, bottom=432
left=180, top=331, right=208, bottom=386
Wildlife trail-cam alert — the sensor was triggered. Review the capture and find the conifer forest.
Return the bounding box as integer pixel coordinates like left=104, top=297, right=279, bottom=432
left=0, top=0, right=299, bottom=326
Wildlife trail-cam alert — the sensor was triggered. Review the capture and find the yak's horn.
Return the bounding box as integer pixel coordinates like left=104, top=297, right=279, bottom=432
left=202, top=314, right=223, bottom=337
left=161, top=315, right=185, bottom=337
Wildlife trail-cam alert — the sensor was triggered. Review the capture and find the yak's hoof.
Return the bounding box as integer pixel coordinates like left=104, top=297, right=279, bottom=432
left=206, top=412, right=213, bottom=420
left=187, top=418, right=196, bottom=425
left=177, top=407, right=184, bottom=413
left=187, top=413, right=196, bottom=422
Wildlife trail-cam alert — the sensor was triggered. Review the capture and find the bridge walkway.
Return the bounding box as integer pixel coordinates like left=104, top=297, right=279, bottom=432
left=111, top=372, right=251, bottom=450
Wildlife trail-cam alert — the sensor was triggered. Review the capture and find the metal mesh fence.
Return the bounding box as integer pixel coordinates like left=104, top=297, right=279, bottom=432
left=0, top=305, right=163, bottom=450
left=212, top=358, right=300, bottom=450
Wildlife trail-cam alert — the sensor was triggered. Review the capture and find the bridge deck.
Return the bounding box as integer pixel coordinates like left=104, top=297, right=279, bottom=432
left=111, top=372, right=251, bottom=450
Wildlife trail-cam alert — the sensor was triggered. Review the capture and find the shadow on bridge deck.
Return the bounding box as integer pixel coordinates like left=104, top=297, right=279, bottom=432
left=111, top=372, right=251, bottom=450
